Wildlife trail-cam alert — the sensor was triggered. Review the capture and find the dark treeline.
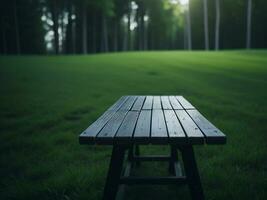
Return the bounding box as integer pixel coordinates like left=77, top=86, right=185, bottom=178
left=0, top=0, right=267, bottom=55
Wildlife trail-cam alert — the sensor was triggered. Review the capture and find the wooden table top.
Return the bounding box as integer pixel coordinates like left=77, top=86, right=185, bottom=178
left=79, top=96, right=226, bottom=145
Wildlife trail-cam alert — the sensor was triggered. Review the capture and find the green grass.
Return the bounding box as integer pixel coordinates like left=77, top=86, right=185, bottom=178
left=0, top=50, right=267, bottom=200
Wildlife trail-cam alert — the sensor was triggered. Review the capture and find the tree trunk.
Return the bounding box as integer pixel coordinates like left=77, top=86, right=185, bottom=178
left=1, top=18, right=7, bottom=54
left=101, top=15, right=109, bottom=52
left=66, top=2, right=72, bottom=54
left=113, top=19, right=118, bottom=52
left=139, top=3, right=145, bottom=50
left=71, top=5, right=76, bottom=54
left=14, top=0, right=21, bottom=54
left=127, top=0, right=131, bottom=51
left=61, top=12, right=65, bottom=53
left=92, top=11, right=97, bottom=53
left=186, top=2, right=192, bottom=50
left=123, top=19, right=128, bottom=51
left=151, top=30, right=154, bottom=50
left=203, top=0, right=209, bottom=50
left=137, top=10, right=141, bottom=50
left=144, top=17, right=148, bottom=50
left=246, top=0, right=252, bottom=49
left=51, top=1, right=59, bottom=54
left=184, top=17, right=187, bottom=50
left=215, top=0, right=220, bottom=50
left=82, top=3, right=88, bottom=54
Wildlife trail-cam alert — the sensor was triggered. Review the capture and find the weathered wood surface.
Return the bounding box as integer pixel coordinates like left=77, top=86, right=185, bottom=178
left=186, top=109, right=226, bottom=144
left=134, top=110, right=151, bottom=143
left=132, top=96, right=145, bottom=111
left=79, top=95, right=226, bottom=145
left=151, top=109, right=168, bottom=143
left=142, top=96, right=153, bottom=109
left=164, top=110, right=186, bottom=144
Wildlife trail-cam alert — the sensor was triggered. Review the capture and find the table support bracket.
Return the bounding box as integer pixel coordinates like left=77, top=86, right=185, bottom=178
left=102, top=144, right=204, bottom=200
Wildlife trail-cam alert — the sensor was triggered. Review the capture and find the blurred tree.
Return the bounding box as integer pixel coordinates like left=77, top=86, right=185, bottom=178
left=0, top=8, right=8, bottom=54
left=13, top=0, right=21, bottom=54
left=203, top=0, right=209, bottom=50
left=65, top=0, right=76, bottom=54
left=1, top=0, right=267, bottom=54
left=95, top=0, right=114, bottom=52
left=253, top=0, right=267, bottom=48
left=112, top=0, right=123, bottom=51
left=0, top=0, right=45, bottom=54
left=215, top=0, right=220, bottom=50
left=186, top=0, right=192, bottom=49
left=47, top=0, right=61, bottom=54
left=81, top=0, right=89, bottom=54
left=220, top=0, right=246, bottom=49
left=127, top=0, right=131, bottom=51
left=246, top=0, right=252, bottom=49
left=190, top=0, right=203, bottom=49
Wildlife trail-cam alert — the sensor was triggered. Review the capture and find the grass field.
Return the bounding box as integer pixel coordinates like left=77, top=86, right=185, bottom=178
left=0, top=51, right=267, bottom=200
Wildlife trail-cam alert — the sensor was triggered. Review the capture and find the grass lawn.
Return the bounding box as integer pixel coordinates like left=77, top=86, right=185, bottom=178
left=0, top=51, right=267, bottom=200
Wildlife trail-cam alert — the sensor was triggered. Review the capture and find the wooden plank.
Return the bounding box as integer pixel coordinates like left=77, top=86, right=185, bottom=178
left=161, top=96, right=172, bottom=109
left=176, top=96, right=195, bottom=109
left=80, top=96, right=130, bottom=144
left=164, top=110, right=186, bottom=144
left=79, top=110, right=116, bottom=144
left=107, top=96, right=129, bottom=111
left=187, top=110, right=226, bottom=144
left=133, top=110, right=151, bottom=143
left=119, top=96, right=137, bottom=111
left=132, top=96, right=145, bottom=111
left=119, top=176, right=186, bottom=185
left=153, top=96, right=162, bottom=109
left=151, top=109, right=168, bottom=143
left=175, top=110, right=204, bottom=144
left=115, top=111, right=139, bottom=142
left=169, top=96, right=183, bottom=110
left=133, top=155, right=171, bottom=162
left=142, top=96, right=153, bottom=109
left=96, top=110, right=128, bottom=143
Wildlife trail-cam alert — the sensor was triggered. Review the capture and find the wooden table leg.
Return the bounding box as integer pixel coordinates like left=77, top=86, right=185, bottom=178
left=102, top=145, right=127, bottom=200
left=180, top=145, right=205, bottom=200
left=128, top=144, right=134, bottom=161
left=168, top=145, right=178, bottom=175
left=135, top=145, right=140, bottom=167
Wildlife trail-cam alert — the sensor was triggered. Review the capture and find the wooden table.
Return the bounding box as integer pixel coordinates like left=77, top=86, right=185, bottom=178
left=79, top=96, right=226, bottom=200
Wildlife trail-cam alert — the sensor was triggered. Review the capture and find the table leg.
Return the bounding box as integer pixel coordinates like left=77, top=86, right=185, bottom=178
left=168, top=145, right=178, bottom=175
left=102, top=145, right=126, bottom=200
left=135, top=145, right=140, bottom=166
left=128, top=145, right=134, bottom=161
left=180, top=145, right=205, bottom=200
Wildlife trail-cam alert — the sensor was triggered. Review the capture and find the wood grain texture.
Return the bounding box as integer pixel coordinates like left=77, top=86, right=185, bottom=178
left=153, top=96, right=162, bottom=110
left=187, top=109, right=226, bottom=144
left=142, top=96, right=153, bottom=109
left=164, top=110, right=186, bottom=143
left=115, top=111, right=139, bottom=142
left=80, top=95, right=226, bottom=145
left=134, top=110, right=151, bottom=143
left=79, top=110, right=115, bottom=144
left=176, top=96, right=195, bottom=109
left=151, top=109, right=168, bottom=143
left=120, top=96, right=137, bottom=110
left=132, top=96, right=145, bottom=111
left=169, top=96, right=183, bottom=110
left=161, top=96, right=172, bottom=109
left=175, top=110, right=204, bottom=144
left=96, top=111, right=128, bottom=143
left=107, top=96, right=129, bottom=111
